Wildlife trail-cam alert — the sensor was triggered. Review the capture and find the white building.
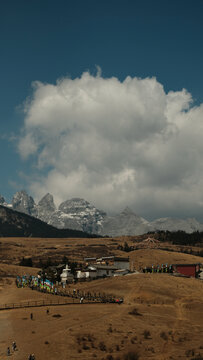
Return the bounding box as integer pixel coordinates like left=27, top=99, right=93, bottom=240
left=76, top=269, right=97, bottom=280
left=89, top=264, right=118, bottom=278
left=60, top=265, right=74, bottom=284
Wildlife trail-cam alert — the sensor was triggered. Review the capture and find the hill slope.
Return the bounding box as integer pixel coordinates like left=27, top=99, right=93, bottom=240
left=0, top=205, right=95, bottom=238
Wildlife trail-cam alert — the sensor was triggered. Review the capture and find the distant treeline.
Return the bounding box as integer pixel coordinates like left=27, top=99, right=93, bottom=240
left=154, top=230, right=203, bottom=246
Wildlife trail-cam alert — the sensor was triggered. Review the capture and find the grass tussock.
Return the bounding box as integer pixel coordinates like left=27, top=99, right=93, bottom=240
left=99, top=341, right=107, bottom=351
left=143, top=330, right=151, bottom=339
left=160, top=331, right=168, bottom=341
left=123, top=351, right=140, bottom=360
left=128, top=308, right=142, bottom=316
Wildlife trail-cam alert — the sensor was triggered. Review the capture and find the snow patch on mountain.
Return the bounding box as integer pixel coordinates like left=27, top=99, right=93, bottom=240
left=2, top=190, right=203, bottom=236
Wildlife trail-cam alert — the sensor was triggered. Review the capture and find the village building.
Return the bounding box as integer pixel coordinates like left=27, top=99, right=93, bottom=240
left=58, top=256, right=131, bottom=283
left=172, top=263, right=201, bottom=278
left=84, top=256, right=130, bottom=269
left=114, top=257, right=130, bottom=271
left=76, top=268, right=97, bottom=280
left=84, top=257, right=97, bottom=265
left=96, top=256, right=114, bottom=265
left=88, top=264, right=118, bottom=278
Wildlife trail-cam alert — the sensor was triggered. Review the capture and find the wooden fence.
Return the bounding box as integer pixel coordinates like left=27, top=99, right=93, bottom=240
left=0, top=298, right=107, bottom=311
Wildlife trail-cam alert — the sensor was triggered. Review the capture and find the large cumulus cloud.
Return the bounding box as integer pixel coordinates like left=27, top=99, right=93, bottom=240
left=18, top=71, right=203, bottom=219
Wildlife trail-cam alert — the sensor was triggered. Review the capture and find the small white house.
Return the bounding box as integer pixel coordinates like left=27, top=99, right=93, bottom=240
left=89, top=264, right=117, bottom=278
left=76, top=269, right=97, bottom=280
left=114, top=257, right=130, bottom=271
left=76, top=270, right=86, bottom=279
left=60, top=265, right=74, bottom=284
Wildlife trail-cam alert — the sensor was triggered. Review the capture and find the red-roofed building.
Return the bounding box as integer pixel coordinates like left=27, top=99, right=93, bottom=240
left=172, top=264, right=200, bottom=278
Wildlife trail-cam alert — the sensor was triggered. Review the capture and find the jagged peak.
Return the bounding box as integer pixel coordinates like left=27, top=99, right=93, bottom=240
left=13, top=189, right=29, bottom=198
left=11, top=190, right=36, bottom=216
left=12, top=190, right=35, bottom=203
left=38, top=193, right=56, bottom=213
left=38, top=193, right=55, bottom=204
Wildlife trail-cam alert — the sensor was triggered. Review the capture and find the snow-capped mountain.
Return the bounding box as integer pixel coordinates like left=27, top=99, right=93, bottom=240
left=5, top=191, right=106, bottom=234
left=46, top=198, right=106, bottom=233
left=101, top=207, right=152, bottom=236
left=151, top=217, right=203, bottom=234
left=1, top=190, right=203, bottom=236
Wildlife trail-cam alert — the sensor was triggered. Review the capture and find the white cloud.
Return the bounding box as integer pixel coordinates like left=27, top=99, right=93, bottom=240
left=18, top=71, right=203, bottom=219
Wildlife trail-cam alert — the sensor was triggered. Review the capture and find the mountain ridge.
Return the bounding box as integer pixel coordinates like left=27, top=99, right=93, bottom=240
left=1, top=190, right=203, bottom=236
left=0, top=204, right=97, bottom=238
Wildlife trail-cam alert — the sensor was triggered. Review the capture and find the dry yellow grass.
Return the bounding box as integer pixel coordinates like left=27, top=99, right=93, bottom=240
left=0, top=237, right=203, bottom=360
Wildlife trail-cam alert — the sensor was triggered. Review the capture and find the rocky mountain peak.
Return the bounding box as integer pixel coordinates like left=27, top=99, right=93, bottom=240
left=36, top=193, right=56, bottom=223
left=2, top=190, right=203, bottom=236
left=38, top=193, right=56, bottom=212
left=58, top=197, right=106, bottom=233
left=101, top=206, right=151, bottom=236
left=12, top=190, right=36, bottom=216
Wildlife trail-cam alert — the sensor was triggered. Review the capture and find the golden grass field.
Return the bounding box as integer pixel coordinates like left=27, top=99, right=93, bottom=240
left=0, top=236, right=203, bottom=360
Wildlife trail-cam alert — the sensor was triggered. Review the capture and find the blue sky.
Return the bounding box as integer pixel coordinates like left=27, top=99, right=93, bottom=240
left=1, top=0, right=203, bottom=220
